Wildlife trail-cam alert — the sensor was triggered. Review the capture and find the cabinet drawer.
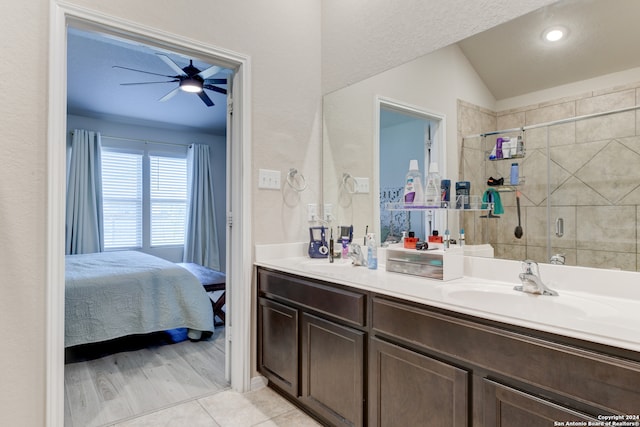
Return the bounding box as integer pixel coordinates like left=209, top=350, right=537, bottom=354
left=372, top=295, right=640, bottom=415
left=483, top=379, right=598, bottom=426
left=258, top=268, right=367, bottom=327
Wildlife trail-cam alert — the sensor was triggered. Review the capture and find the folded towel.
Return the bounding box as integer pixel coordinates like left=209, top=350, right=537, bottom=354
left=482, top=188, right=504, bottom=214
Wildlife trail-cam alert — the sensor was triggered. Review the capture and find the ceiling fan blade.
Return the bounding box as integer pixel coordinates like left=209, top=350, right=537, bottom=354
left=157, top=54, right=188, bottom=76
left=159, top=87, right=180, bottom=102
left=197, top=64, right=222, bottom=80
left=198, top=91, right=215, bottom=107
left=120, top=80, right=179, bottom=86
left=113, top=65, right=175, bottom=78
left=204, top=84, right=228, bottom=95
left=204, top=78, right=227, bottom=85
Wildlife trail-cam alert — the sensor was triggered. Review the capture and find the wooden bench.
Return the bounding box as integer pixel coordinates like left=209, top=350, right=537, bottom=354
left=177, top=262, right=226, bottom=326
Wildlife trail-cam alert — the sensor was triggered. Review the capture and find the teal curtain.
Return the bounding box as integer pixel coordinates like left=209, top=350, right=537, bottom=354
left=65, top=129, right=104, bottom=254
left=183, top=144, right=221, bottom=270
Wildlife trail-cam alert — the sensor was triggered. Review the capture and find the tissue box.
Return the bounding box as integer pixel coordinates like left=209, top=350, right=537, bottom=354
left=386, top=246, right=463, bottom=281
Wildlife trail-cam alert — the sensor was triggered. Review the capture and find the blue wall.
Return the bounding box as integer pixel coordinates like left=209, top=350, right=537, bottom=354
left=67, top=114, right=227, bottom=271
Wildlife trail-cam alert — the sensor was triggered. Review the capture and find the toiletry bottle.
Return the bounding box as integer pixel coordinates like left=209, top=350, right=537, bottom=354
left=329, top=228, right=334, bottom=263
left=403, top=160, right=424, bottom=206
left=341, top=237, right=349, bottom=262
left=367, top=233, right=378, bottom=270
left=459, top=229, right=465, bottom=247
left=444, top=229, right=450, bottom=249
left=425, top=162, right=441, bottom=207
left=496, top=138, right=503, bottom=159
left=516, top=135, right=525, bottom=157
left=510, top=163, right=519, bottom=185
left=503, top=138, right=511, bottom=159
left=440, top=179, right=451, bottom=208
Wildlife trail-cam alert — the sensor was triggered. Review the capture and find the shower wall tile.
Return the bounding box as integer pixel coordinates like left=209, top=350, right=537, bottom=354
left=576, top=89, right=636, bottom=115
left=524, top=206, right=547, bottom=248
left=494, top=243, right=526, bottom=261
left=496, top=111, right=525, bottom=130
left=550, top=176, right=610, bottom=207
left=619, top=135, right=640, bottom=155
left=525, top=101, right=575, bottom=126
left=576, top=206, right=636, bottom=253
left=524, top=122, right=575, bottom=150
left=577, top=249, right=636, bottom=271
left=550, top=140, right=608, bottom=175
left=575, top=140, right=640, bottom=204
left=524, top=245, right=547, bottom=265
left=575, top=111, right=636, bottom=142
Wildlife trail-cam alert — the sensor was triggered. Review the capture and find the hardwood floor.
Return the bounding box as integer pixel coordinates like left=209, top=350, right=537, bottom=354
left=64, top=327, right=228, bottom=427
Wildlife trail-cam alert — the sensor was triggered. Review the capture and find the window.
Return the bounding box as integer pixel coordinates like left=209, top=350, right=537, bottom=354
left=150, top=155, right=188, bottom=246
left=102, top=150, right=143, bottom=249
left=101, top=147, right=188, bottom=250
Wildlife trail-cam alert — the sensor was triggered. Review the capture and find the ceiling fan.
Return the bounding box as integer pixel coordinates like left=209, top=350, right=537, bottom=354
left=114, top=54, right=228, bottom=107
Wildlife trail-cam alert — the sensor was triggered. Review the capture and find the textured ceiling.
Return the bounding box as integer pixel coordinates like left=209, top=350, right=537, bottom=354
left=67, top=28, right=232, bottom=135
left=458, top=0, right=640, bottom=100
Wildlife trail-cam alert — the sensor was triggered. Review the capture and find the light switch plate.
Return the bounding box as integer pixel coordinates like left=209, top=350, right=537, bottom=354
left=354, top=177, right=370, bottom=193
left=258, top=169, right=281, bottom=190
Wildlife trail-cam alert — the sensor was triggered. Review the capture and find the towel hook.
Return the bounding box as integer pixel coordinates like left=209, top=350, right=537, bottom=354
left=286, top=168, right=307, bottom=192
left=341, top=173, right=357, bottom=194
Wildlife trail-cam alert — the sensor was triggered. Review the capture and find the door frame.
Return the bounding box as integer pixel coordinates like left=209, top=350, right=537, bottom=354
left=47, top=3, right=253, bottom=426
left=374, top=96, right=447, bottom=239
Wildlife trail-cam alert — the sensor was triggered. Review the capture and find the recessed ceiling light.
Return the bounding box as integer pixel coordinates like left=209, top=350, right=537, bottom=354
left=543, top=26, right=568, bottom=42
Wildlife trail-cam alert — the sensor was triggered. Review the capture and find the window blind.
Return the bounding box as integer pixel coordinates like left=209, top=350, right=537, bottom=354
left=150, top=155, right=187, bottom=246
left=101, top=150, right=143, bottom=249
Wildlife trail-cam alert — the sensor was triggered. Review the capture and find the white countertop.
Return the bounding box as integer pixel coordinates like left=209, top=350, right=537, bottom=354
left=255, top=245, right=640, bottom=353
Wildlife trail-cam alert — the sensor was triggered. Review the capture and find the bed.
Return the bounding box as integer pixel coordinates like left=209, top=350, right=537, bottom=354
left=65, top=250, right=214, bottom=348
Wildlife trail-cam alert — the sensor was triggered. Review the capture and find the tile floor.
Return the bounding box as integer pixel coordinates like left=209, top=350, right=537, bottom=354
left=108, top=386, right=322, bottom=427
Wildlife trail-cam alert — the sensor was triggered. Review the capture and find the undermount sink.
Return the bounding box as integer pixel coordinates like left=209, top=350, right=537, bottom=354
left=439, top=284, right=618, bottom=322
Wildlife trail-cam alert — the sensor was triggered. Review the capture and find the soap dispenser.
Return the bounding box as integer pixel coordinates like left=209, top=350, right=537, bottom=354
left=367, top=233, right=378, bottom=270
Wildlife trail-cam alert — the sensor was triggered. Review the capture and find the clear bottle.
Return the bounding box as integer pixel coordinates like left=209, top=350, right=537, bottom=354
left=367, top=233, right=378, bottom=270
left=403, top=160, right=424, bottom=206
left=425, top=162, right=441, bottom=207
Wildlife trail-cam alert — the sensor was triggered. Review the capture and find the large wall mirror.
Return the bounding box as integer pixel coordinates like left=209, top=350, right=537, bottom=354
left=322, top=0, right=640, bottom=272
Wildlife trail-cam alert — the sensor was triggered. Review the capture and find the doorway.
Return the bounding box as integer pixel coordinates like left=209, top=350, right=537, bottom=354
left=375, top=97, right=447, bottom=244
left=48, top=5, right=252, bottom=426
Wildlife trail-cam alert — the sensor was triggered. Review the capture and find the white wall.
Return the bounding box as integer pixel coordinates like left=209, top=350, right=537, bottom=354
left=67, top=114, right=227, bottom=269
left=0, top=0, right=559, bottom=424
left=0, top=1, right=321, bottom=425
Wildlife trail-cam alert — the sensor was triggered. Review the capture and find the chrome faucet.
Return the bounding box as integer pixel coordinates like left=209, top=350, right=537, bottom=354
left=514, top=260, right=558, bottom=296
left=348, top=243, right=367, bottom=266
left=550, top=253, right=566, bottom=265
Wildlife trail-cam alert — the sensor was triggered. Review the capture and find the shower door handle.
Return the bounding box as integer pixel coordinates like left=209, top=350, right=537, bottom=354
left=555, top=217, right=564, bottom=238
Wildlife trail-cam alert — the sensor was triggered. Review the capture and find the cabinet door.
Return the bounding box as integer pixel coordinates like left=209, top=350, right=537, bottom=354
left=369, top=337, right=469, bottom=427
left=258, top=298, right=299, bottom=396
left=301, top=313, right=365, bottom=427
left=483, top=379, right=599, bottom=426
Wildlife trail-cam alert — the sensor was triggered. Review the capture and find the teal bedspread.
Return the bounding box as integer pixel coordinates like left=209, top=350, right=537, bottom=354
left=65, top=251, right=214, bottom=347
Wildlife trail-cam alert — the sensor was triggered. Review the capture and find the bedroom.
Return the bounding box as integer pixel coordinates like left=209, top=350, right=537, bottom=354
left=64, top=26, right=231, bottom=426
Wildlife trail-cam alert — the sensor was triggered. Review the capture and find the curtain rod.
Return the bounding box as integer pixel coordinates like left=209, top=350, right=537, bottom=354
left=70, top=131, right=190, bottom=148
left=463, top=104, right=640, bottom=139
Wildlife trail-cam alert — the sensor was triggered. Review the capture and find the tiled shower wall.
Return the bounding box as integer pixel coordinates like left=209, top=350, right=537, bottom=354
left=459, top=84, right=640, bottom=272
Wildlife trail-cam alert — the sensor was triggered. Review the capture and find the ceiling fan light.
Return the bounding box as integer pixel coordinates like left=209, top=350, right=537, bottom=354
left=180, top=78, right=203, bottom=93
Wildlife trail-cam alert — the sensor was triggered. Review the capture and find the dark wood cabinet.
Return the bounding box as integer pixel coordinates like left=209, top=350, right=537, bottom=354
left=257, top=267, right=640, bottom=426
left=257, top=297, right=299, bottom=396
left=483, top=379, right=598, bottom=426
left=301, top=313, right=365, bottom=427
left=369, top=337, right=469, bottom=427
left=257, top=268, right=367, bottom=426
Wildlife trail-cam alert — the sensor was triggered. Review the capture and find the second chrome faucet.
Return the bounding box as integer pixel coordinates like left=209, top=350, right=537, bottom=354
left=514, top=259, right=558, bottom=296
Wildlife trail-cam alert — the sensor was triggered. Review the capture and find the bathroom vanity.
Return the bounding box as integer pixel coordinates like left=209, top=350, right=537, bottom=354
left=256, top=256, right=640, bottom=427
